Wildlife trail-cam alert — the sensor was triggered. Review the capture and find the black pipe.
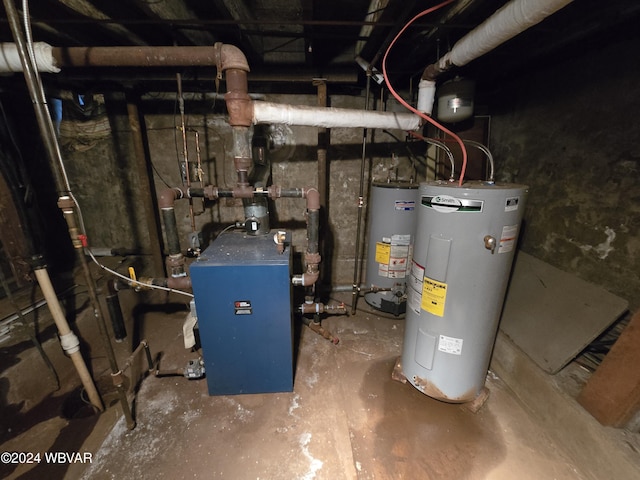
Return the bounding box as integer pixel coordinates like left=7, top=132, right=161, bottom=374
left=161, top=208, right=181, bottom=255
left=307, top=209, right=320, bottom=255
left=106, top=280, right=127, bottom=342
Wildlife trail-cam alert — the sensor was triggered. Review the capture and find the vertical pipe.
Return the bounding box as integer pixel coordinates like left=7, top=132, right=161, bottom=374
left=176, top=72, right=197, bottom=233
left=60, top=203, right=136, bottom=428
left=106, top=280, right=127, bottom=342
left=34, top=266, right=104, bottom=411
left=351, top=75, right=372, bottom=314
left=315, top=80, right=329, bottom=292
left=125, top=96, right=166, bottom=276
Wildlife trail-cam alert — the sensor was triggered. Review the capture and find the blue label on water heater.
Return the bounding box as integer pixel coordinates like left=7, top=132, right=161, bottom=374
left=394, top=200, right=415, bottom=211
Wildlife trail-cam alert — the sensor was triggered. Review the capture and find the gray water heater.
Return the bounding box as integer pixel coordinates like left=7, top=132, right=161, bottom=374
left=365, top=182, right=418, bottom=315
left=401, top=180, right=527, bottom=402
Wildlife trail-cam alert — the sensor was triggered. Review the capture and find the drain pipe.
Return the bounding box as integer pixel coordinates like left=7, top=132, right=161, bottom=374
left=423, top=0, right=574, bottom=80
left=33, top=261, right=103, bottom=410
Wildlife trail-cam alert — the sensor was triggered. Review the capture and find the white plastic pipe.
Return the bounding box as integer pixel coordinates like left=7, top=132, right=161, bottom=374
left=437, top=0, right=574, bottom=69
left=0, top=41, right=60, bottom=73
left=34, top=268, right=103, bottom=411
left=253, top=101, right=421, bottom=130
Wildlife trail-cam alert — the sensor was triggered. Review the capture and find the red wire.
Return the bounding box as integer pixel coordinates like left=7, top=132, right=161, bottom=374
left=381, top=0, right=468, bottom=187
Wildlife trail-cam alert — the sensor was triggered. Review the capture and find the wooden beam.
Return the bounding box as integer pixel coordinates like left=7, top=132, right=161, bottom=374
left=578, top=311, right=640, bottom=427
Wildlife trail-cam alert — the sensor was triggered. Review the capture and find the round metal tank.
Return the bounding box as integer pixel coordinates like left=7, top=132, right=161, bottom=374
left=364, top=182, right=418, bottom=315
left=401, top=180, right=528, bottom=402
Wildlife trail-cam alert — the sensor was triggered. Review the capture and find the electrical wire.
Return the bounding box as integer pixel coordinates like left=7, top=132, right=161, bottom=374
left=85, top=248, right=194, bottom=299
left=381, top=0, right=469, bottom=187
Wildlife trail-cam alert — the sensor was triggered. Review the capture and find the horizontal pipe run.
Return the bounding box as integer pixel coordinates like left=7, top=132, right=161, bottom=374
left=139, top=276, right=192, bottom=291
left=253, top=101, right=421, bottom=131
left=51, top=46, right=238, bottom=68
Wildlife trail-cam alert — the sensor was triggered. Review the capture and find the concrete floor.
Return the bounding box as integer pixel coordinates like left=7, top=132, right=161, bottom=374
left=2, top=287, right=640, bottom=480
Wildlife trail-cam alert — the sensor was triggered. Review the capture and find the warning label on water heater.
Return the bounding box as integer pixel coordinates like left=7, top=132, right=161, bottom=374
left=498, top=225, right=519, bottom=254
left=375, top=235, right=412, bottom=279
left=421, top=277, right=447, bottom=317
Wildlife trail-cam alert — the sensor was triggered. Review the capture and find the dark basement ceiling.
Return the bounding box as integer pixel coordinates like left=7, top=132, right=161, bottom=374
left=0, top=0, right=639, bottom=94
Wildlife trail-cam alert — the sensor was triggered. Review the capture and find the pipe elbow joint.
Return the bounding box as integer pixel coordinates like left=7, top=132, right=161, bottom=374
left=304, top=187, right=320, bottom=210
left=158, top=187, right=184, bottom=209
left=215, top=43, right=250, bottom=72
left=292, top=270, right=320, bottom=287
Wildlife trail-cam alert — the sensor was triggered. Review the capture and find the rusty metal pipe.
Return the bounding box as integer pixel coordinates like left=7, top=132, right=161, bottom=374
left=51, top=46, right=228, bottom=68
left=138, top=275, right=192, bottom=291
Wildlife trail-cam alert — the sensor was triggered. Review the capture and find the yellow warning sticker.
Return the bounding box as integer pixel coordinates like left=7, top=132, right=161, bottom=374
left=421, top=277, right=447, bottom=317
left=375, top=242, right=391, bottom=264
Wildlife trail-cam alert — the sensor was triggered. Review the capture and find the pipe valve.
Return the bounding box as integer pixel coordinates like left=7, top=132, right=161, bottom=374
left=484, top=235, right=497, bottom=254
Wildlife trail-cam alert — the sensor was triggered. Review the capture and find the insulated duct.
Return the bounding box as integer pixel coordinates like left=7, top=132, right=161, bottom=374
left=423, top=0, right=574, bottom=79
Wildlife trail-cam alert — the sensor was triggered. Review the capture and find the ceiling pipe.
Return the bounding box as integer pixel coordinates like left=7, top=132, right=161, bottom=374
left=423, top=0, right=574, bottom=80
left=1, top=43, right=423, bottom=130
left=252, top=101, right=421, bottom=130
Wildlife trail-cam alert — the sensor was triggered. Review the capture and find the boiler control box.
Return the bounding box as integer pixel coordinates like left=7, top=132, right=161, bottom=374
left=190, top=231, right=293, bottom=395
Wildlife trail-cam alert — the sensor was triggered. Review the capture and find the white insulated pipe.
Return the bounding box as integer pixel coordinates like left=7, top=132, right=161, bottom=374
left=0, top=42, right=60, bottom=72
left=253, top=101, right=421, bottom=130
left=435, top=0, right=574, bottom=71
left=33, top=268, right=103, bottom=411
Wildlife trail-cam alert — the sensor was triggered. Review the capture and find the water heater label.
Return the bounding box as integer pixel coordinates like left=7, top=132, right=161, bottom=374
left=505, top=196, right=520, bottom=212
left=422, top=195, right=483, bottom=213
left=421, top=277, right=448, bottom=317
left=499, top=225, right=519, bottom=254
left=438, top=335, right=463, bottom=355
left=375, top=242, right=391, bottom=264
left=394, top=200, right=415, bottom=211
left=234, top=300, right=253, bottom=315
left=408, top=261, right=425, bottom=314
left=376, top=236, right=413, bottom=278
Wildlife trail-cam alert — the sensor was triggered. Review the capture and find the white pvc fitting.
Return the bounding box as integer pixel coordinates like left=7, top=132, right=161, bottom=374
left=59, top=331, right=81, bottom=355
left=0, top=42, right=60, bottom=73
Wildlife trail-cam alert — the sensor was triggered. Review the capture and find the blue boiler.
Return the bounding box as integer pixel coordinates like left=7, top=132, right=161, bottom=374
left=190, top=232, right=294, bottom=395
